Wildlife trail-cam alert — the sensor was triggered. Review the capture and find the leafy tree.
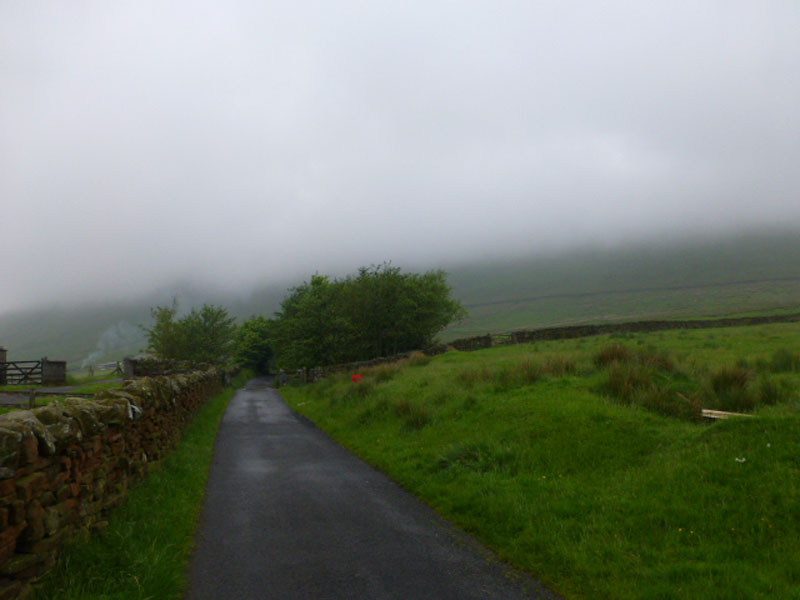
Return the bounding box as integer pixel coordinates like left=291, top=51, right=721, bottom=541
left=235, top=316, right=275, bottom=373
left=271, top=265, right=465, bottom=369
left=271, top=275, right=354, bottom=369
left=143, top=301, right=237, bottom=365
left=143, top=301, right=184, bottom=360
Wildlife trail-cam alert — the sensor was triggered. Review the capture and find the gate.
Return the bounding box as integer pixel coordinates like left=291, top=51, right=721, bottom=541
left=0, top=361, right=43, bottom=385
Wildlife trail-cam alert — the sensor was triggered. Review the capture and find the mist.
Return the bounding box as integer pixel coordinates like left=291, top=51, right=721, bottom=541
left=2, top=1, right=799, bottom=314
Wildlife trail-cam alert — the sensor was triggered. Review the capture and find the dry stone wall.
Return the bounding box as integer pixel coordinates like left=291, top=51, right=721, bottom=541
left=0, top=368, right=224, bottom=598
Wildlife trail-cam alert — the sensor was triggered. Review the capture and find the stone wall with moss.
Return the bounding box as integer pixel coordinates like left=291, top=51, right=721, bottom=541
left=0, top=368, right=224, bottom=597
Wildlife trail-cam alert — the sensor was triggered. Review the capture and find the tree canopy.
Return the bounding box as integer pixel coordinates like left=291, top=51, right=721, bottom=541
left=143, top=301, right=237, bottom=365
left=234, top=316, right=274, bottom=373
left=271, top=264, right=465, bottom=369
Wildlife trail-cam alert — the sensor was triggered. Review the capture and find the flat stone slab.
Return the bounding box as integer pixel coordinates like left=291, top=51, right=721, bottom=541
left=184, top=377, right=559, bottom=599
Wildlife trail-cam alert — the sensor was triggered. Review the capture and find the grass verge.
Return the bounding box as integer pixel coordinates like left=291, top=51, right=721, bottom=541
left=35, top=369, right=253, bottom=600
left=282, top=323, right=800, bottom=599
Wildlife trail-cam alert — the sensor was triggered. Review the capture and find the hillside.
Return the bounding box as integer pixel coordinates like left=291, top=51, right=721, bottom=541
left=443, top=230, right=800, bottom=339
left=1, top=229, right=798, bottom=368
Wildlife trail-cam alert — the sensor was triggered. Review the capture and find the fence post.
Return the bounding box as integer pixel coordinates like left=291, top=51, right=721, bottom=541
left=0, top=347, right=6, bottom=385
left=28, top=389, right=36, bottom=410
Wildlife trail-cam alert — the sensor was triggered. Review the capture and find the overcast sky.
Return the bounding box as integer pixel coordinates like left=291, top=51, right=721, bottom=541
left=1, top=1, right=799, bottom=313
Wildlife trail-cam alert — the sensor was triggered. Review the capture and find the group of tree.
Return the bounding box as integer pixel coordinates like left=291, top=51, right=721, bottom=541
left=143, top=264, right=464, bottom=373
left=269, top=264, right=465, bottom=369
left=143, top=301, right=239, bottom=365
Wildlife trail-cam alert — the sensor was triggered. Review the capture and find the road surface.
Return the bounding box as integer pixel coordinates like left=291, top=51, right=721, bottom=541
left=184, top=377, right=559, bottom=599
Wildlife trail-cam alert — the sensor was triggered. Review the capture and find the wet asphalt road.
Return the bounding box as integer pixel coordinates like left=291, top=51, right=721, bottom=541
left=184, top=377, right=559, bottom=600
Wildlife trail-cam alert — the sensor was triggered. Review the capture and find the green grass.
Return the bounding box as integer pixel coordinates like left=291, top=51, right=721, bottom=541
left=282, top=323, right=800, bottom=599
left=35, top=370, right=253, bottom=600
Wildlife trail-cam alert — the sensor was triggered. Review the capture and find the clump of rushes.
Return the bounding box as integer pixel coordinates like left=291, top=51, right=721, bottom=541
left=408, top=351, right=431, bottom=367
left=368, top=363, right=401, bottom=383
left=602, top=363, right=652, bottom=403
left=457, top=364, right=494, bottom=387
left=542, top=356, right=577, bottom=376
left=637, top=388, right=702, bottom=421
left=769, top=348, right=800, bottom=372
left=394, top=399, right=430, bottom=429
left=636, top=346, right=675, bottom=372
left=704, top=365, right=755, bottom=412
left=594, top=344, right=633, bottom=367
left=757, top=375, right=791, bottom=406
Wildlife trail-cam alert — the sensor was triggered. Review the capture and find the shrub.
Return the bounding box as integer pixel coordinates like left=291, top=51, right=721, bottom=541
left=594, top=344, right=633, bottom=367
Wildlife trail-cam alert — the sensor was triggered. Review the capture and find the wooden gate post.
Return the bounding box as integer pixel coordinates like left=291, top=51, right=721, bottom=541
left=0, top=347, right=6, bottom=385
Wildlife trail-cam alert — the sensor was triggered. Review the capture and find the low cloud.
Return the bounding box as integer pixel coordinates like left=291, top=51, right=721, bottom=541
left=1, top=1, right=798, bottom=313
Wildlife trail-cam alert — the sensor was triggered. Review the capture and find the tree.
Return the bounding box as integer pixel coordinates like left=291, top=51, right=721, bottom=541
left=271, top=275, right=354, bottom=369
left=270, top=265, right=465, bottom=369
left=143, top=301, right=237, bottom=365
left=235, top=316, right=275, bottom=373
left=143, top=300, right=184, bottom=360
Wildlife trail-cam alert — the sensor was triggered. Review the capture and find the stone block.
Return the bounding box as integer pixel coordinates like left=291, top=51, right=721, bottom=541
left=0, top=579, right=21, bottom=600
left=15, top=473, right=47, bottom=503
left=0, top=552, right=42, bottom=576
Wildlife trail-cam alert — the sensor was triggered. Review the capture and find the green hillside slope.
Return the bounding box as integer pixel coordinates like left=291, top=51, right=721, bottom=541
left=1, top=229, right=798, bottom=368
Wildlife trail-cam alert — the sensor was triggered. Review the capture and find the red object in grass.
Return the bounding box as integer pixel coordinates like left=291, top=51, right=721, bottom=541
left=352, top=374, right=363, bottom=383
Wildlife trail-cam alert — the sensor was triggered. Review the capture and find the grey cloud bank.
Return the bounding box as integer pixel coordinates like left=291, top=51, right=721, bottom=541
left=1, top=1, right=799, bottom=313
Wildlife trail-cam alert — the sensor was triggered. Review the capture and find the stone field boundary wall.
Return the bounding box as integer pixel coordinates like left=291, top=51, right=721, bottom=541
left=0, top=368, right=224, bottom=598
left=292, top=312, right=800, bottom=382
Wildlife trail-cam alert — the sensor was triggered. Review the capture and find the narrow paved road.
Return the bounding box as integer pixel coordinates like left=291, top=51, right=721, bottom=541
left=184, top=377, right=559, bottom=600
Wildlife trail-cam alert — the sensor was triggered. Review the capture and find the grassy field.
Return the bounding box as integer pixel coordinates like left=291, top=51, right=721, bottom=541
left=281, top=322, right=800, bottom=599
left=35, top=370, right=253, bottom=599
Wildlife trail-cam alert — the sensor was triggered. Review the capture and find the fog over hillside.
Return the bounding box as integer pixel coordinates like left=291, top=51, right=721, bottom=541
left=1, top=1, right=799, bottom=317
left=1, top=230, right=798, bottom=367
